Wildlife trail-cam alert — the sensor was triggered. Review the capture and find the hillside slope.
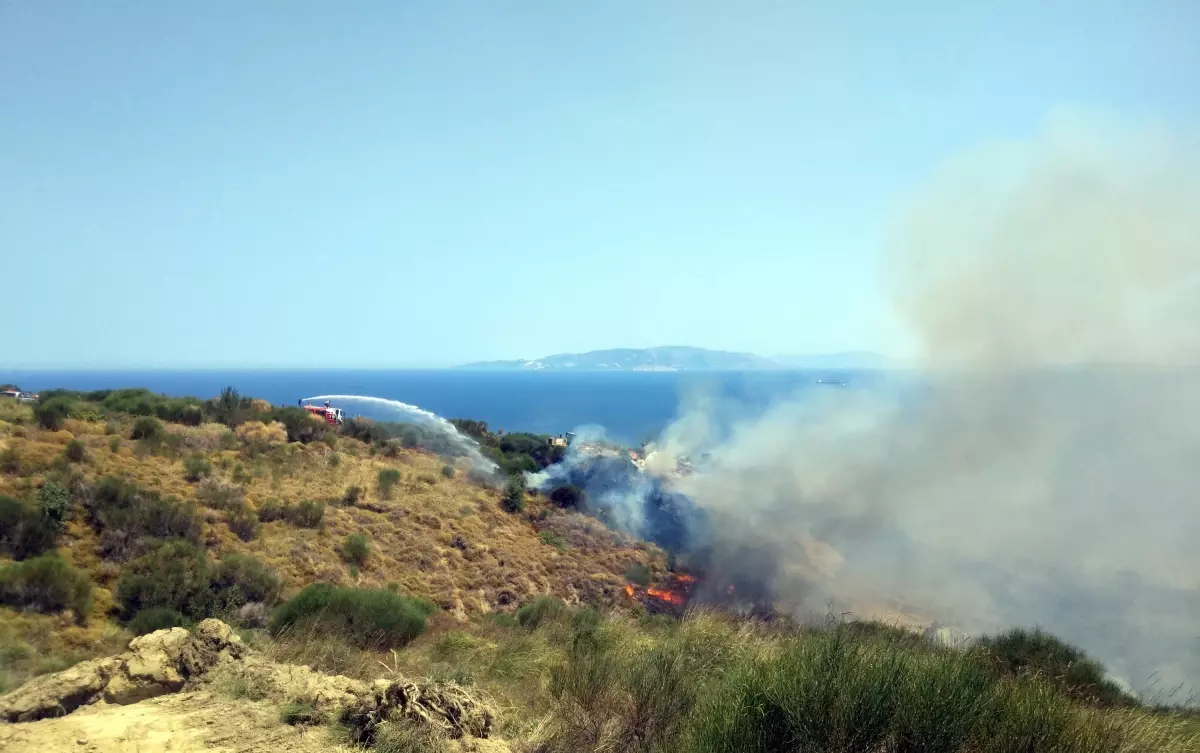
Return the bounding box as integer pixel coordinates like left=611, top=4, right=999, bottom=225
left=0, top=396, right=664, bottom=623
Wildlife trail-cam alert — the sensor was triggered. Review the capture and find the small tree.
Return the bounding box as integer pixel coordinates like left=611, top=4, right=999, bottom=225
left=377, top=468, right=402, bottom=500
left=341, top=533, right=371, bottom=568
left=501, top=474, right=526, bottom=513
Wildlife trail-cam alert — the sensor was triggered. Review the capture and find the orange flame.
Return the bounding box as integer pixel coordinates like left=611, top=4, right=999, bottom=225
left=624, top=585, right=635, bottom=598
left=674, top=574, right=699, bottom=584
left=646, top=587, right=687, bottom=606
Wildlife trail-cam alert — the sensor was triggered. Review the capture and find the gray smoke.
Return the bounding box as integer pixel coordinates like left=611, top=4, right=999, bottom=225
left=658, top=110, right=1200, bottom=697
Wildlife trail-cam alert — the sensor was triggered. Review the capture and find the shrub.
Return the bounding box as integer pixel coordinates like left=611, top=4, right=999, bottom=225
left=285, top=499, right=324, bottom=528
left=377, top=468, right=402, bottom=500
left=341, top=485, right=363, bottom=507
left=194, top=478, right=244, bottom=510
left=440, top=464, right=456, bottom=479
left=182, top=454, right=212, bottom=482
left=64, top=439, right=87, bottom=463
left=0, top=554, right=93, bottom=622
left=501, top=474, right=526, bottom=513
left=108, top=436, right=121, bottom=453
left=1, top=446, right=21, bottom=474
left=625, top=563, right=652, bottom=587
left=235, top=420, right=287, bottom=452
left=280, top=701, right=324, bottom=726
left=116, top=540, right=215, bottom=620
left=128, top=607, right=187, bottom=636
left=539, top=530, right=566, bottom=550
left=975, top=627, right=1137, bottom=707
left=209, top=553, right=282, bottom=610
left=549, top=484, right=585, bottom=509
left=516, top=596, right=565, bottom=629
left=227, top=503, right=260, bottom=541
left=34, top=396, right=73, bottom=430
left=87, top=477, right=201, bottom=560
left=116, top=542, right=280, bottom=621
left=269, top=583, right=435, bottom=649
left=235, top=601, right=270, bottom=628
left=0, top=494, right=59, bottom=559
left=130, top=416, right=164, bottom=441
left=36, top=481, right=72, bottom=525
left=264, top=407, right=330, bottom=444
left=341, top=533, right=371, bottom=567
left=257, top=498, right=285, bottom=522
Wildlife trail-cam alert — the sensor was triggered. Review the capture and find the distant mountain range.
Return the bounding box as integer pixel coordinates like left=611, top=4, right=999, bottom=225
left=458, top=346, right=892, bottom=372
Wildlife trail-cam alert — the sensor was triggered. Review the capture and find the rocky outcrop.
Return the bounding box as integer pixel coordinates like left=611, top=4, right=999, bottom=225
left=0, top=619, right=497, bottom=747
left=0, top=618, right=246, bottom=722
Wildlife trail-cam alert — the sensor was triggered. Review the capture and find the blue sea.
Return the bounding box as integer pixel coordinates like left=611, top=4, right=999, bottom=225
left=0, top=369, right=885, bottom=444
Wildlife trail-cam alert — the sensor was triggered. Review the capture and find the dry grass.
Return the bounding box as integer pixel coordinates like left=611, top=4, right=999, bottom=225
left=0, top=607, right=129, bottom=694
left=0, top=420, right=663, bottom=616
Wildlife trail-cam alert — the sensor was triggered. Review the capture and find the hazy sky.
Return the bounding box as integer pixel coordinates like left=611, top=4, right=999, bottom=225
left=3, top=2, right=1197, bottom=368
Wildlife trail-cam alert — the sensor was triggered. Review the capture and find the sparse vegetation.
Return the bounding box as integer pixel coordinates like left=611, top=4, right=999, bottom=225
left=226, top=503, right=260, bottom=541
left=280, top=700, right=324, bottom=726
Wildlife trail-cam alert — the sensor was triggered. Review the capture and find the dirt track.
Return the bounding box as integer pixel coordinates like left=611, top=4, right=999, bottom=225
left=0, top=689, right=347, bottom=753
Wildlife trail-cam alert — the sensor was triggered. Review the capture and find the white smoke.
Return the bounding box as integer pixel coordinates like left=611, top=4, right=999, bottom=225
left=651, top=110, right=1200, bottom=697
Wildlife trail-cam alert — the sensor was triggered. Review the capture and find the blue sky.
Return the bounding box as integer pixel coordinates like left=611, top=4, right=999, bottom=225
left=2, top=2, right=1197, bottom=368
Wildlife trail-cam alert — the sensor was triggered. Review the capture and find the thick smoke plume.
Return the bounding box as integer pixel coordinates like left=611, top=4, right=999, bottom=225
left=541, top=111, right=1200, bottom=696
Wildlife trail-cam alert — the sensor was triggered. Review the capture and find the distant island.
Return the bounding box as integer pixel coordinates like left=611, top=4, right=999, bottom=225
left=459, top=346, right=889, bottom=372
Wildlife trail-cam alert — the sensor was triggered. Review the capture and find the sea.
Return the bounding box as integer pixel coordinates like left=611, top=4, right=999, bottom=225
left=0, top=369, right=884, bottom=445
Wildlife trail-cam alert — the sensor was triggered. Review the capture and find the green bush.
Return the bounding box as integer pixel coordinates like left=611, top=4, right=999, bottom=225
left=975, top=627, right=1137, bottom=707
left=64, top=439, right=87, bottom=463
left=0, top=494, right=59, bottom=559
left=130, top=416, right=164, bottom=441
left=194, top=479, right=244, bottom=510
left=116, top=542, right=280, bottom=621
left=341, top=485, right=363, bottom=506
left=377, top=468, right=402, bottom=499
left=226, top=503, right=260, bottom=541
left=182, top=454, right=212, bottom=482
left=539, top=530, right=566, bottom=550
left=0, top=554, right=93, bottom=622
left=108, top=436, right=121, bottom=453
left=86, top=477, right=201, bottom=560
left=516, top=596, right=564, bottom=629
left=501, top=474, right=526, bottom=513
left=209, top=553, right=282, bottom=610
left=280, top=701, right=325, bottom=726
left=625, top=563, right=652, bottom=587
left=440, top=464, right=456, bottom=479
left=285, top=499, right=325, bottom=528
left=269, top=583, right=435, bottom=649
left=128, top=607, right=187, bottom=636
left=36, top=481, right=72, bottom=525
left=341, top=533, right=371, bottom=567
left=34, top=396, right=73, bottom=430
left=116, top=540, right=215, bottom=620
left=257, top=498, right=285, bottom=522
